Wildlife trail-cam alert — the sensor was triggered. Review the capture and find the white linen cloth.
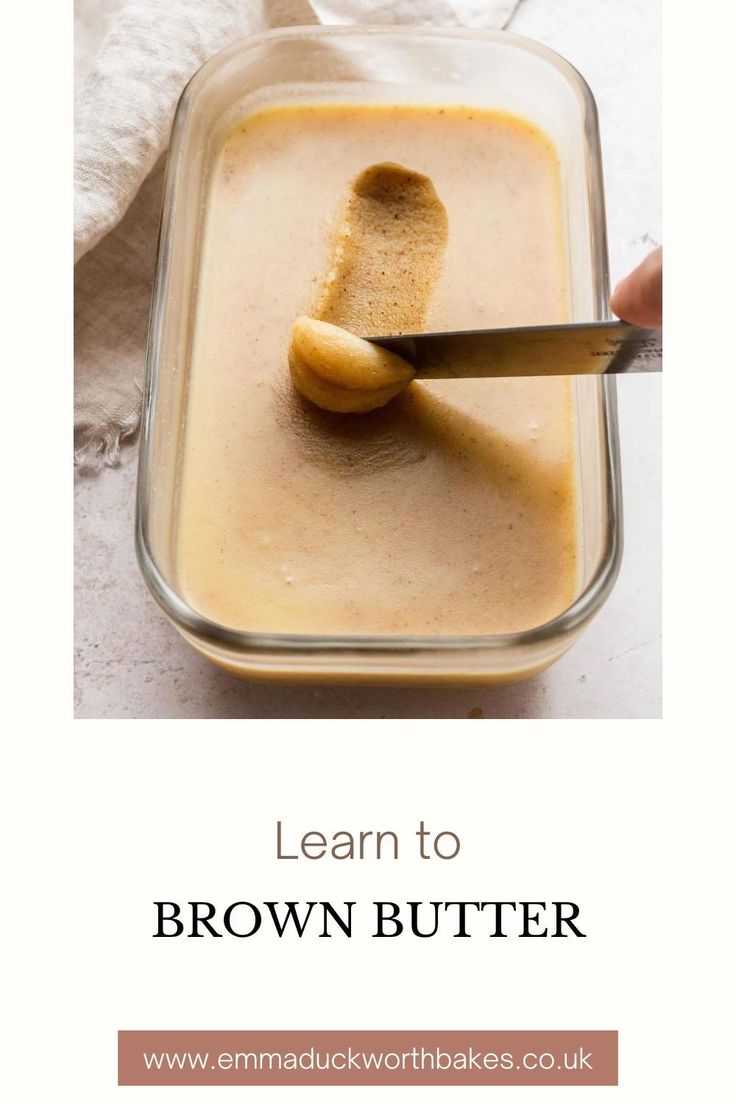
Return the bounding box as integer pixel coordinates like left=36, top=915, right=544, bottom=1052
left=74, top=0, right=520, bottom=470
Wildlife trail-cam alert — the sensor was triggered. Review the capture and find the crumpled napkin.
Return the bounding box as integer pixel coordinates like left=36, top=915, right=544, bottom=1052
left=74, top=0, right=520, bottom=470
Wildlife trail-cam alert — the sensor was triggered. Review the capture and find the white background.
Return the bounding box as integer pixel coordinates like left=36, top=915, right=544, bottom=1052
left=3, top=1, right=736, bottom=1103
left=74, top=0, right=662, bottom=719
left=8, top=727, right=732, bottom=1102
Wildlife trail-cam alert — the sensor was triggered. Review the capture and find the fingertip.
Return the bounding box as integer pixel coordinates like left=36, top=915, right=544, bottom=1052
left=609, top=279, right=627, bottom=319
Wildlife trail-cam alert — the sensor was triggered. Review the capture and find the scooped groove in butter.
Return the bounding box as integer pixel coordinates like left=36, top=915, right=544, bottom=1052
left=289, top=162, right=448, bottom=413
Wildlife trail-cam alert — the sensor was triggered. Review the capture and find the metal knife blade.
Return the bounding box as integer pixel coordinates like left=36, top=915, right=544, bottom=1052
left=368, top=320, right=662, bottom=379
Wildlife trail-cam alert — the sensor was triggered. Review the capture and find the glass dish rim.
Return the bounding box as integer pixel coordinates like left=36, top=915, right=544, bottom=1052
left=135, top=23, right=623, bottom=658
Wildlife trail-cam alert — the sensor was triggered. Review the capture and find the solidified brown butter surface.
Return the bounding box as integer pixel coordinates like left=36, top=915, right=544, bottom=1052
left=177, top=104, right=577, bottom=637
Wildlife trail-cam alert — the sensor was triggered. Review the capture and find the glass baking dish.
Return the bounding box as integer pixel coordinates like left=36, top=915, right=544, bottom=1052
left=136, top=25, right=622, bottom=684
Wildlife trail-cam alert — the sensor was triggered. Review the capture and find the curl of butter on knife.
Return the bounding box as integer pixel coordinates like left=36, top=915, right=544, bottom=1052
left=290, top=317, right=661, bottom=414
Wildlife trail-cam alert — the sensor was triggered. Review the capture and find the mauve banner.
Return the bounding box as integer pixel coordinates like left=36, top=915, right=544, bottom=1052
left=118, top=1029, right=618, bottom=1086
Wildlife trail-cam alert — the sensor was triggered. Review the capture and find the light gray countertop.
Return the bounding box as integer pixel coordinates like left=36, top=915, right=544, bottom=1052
left=74, top=0, right=661, bottom=719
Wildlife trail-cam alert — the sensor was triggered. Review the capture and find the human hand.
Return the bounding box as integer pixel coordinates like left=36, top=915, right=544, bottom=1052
left=609, top=245, right=662, bottom=327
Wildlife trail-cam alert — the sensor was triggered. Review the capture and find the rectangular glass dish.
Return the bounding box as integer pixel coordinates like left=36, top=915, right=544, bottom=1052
left=136, top=26, right=623, bottom=684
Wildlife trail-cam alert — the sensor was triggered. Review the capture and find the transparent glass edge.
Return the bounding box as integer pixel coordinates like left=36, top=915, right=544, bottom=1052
left=135, top=24, right=623, bottom=661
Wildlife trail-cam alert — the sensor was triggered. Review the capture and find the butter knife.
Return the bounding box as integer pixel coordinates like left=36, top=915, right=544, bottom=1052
left=368, top=320, right=661, bottom=378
